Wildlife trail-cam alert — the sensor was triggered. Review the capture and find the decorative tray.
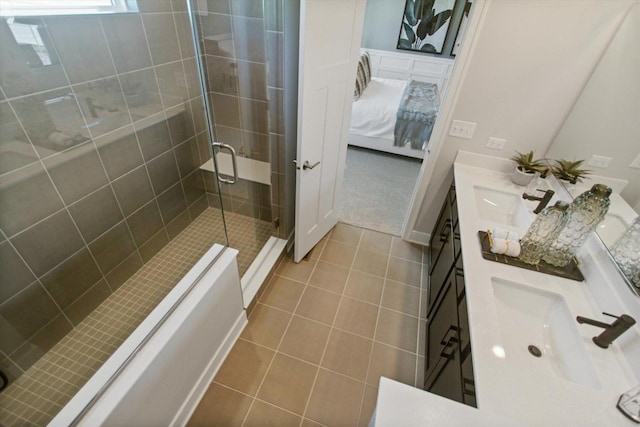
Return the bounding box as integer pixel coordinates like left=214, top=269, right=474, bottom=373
left=477, top=231, right=584, bottom=282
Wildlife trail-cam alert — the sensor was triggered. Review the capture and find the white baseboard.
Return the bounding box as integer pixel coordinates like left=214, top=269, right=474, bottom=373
left=172, top=311, right=247, bottom=427
left=241, top=237, right=287, bottom=308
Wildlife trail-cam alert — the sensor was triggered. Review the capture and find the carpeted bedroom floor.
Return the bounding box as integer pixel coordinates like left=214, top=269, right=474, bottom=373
left=338, top=146, right=422, bottom=236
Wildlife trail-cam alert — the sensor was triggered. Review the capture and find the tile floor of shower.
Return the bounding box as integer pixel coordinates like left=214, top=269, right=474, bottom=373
left=0, top=208, right=272, bottom=426
left=188, top=223, right=428, bottom=427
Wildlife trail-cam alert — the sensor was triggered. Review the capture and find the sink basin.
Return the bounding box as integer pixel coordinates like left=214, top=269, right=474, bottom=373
left=491, top=278, right=601, bottom=389
left=474, top=186, right=532, bottom=227
left=596, top=213, right=629, bottom=246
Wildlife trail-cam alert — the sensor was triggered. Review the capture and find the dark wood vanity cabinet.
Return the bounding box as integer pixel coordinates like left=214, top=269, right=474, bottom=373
left=424, top=184, right=476, bottom=407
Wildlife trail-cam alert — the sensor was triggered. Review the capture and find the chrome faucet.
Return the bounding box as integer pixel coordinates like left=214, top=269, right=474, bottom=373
left=523, top=189, right=555, bottom=214
left=576, top=312, right=636, bottom=349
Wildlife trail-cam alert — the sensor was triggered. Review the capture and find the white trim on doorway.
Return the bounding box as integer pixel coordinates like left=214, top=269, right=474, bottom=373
left=401, top=0, right=489, bottom=244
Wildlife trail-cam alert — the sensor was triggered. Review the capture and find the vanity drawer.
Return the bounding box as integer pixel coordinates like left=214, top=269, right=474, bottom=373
left=424, top=180, right=476, bottom=408
left=428, top=188, right=456, bottom=313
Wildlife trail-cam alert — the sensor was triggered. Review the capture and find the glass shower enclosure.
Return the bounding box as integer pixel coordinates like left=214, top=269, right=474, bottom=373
left=0, top=0, right=288, bottom=424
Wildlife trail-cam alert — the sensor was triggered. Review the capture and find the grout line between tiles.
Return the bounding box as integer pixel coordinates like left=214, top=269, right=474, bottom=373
left=357, top=232, right=394, bottom=426
left=241, top=235, right=326, bottom=427
left=299, top=226, right=366, bottom=426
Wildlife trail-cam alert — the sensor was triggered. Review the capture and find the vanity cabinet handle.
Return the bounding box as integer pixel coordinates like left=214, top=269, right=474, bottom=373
left=439, top=325, right=460, bottom=360
left=439, top=219, right=452, bottom=243
left=463, top=377, right=475, bottom=397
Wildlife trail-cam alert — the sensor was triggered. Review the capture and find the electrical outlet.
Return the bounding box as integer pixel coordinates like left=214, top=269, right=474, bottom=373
left=630, top=153, right=640, bottom=169
left=486, top=137, right=506, bottom=150
left=449, top=120, right=477, bottom=139
left=587, top=155, right=612, bottom=168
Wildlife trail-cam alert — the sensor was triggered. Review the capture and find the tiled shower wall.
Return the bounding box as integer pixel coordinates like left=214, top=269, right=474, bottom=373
left=0, top=1, right=215, bottom=383
left=195, top=0, right=288, bottom=234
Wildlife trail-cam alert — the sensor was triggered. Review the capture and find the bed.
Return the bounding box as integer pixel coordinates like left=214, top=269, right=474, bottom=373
left=349, top=76, right=439, bottom=159
left=349, top=49, right=453, bottom=159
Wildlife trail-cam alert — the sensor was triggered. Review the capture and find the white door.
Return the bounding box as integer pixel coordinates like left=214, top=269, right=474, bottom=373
left=294, top=0, right=367, bottom=262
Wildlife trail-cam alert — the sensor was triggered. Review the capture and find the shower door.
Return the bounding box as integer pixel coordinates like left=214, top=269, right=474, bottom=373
left=0, top=2, right=230, bottom=425
left=190, top=0, right=283, bottom=277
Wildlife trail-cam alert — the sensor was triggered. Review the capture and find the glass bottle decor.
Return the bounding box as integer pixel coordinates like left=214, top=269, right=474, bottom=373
left=519, top=201, right=569, bottom=265
left=610, top=217, right=640, bottom=288
left=543, top=184, right=612, bottom=267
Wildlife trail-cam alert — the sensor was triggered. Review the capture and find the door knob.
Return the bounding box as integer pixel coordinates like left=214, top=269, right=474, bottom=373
left=303, top=160, right=320, bottom=170
left=294, top=160, right=321, bottom=170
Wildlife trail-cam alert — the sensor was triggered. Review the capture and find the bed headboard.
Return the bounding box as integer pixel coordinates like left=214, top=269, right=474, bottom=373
left=361, top=48, right=455, bottom=97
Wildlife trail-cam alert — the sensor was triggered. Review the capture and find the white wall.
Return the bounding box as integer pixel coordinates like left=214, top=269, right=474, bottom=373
left=361, top=0, right=406, bottom=51
left=546, top=4, right=640, bottom=208
left=413, top=0, right=636, bottom=235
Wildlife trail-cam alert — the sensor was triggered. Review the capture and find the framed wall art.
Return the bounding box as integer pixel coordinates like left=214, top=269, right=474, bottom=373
left=397, top=0, right=456, bottom=54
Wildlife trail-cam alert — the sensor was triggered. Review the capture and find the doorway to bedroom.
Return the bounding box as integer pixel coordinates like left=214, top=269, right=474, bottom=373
left=337, top=0, right=470, bottom=237
left=338, top=146, right=422, bottom=236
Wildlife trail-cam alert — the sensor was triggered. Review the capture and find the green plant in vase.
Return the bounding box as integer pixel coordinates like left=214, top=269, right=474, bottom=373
left=552, top=159, right=592, bottom=184
left=510, top=150, right=546, bottom=186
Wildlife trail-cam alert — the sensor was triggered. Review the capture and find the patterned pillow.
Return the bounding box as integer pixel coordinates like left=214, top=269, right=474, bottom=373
left=354, top=59, right=368, bottom=100
left=354, top=76, right=364, bottom=101
left=360, top=51, right=372, bottom=85
left=353, top=55, right=371, bottom=101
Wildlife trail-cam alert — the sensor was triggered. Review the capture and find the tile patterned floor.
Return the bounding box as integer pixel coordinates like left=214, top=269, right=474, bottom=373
left=0, top=209, right=272, bottom=426
left=188, top=223, right=428, bottom=427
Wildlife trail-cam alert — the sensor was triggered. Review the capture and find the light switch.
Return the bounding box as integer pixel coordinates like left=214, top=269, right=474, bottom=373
left=449, top=120, right=477, bottom=139
left=587, top=155, right=612, bottom=168
left=486, top=137, right=506, bottom=150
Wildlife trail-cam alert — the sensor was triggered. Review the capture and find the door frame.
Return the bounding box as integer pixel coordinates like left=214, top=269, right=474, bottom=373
left=401, top=0, right=488, bottom=245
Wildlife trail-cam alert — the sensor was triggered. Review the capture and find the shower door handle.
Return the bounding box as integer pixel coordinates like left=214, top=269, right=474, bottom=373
left=212, top=142, right=238, bottom=184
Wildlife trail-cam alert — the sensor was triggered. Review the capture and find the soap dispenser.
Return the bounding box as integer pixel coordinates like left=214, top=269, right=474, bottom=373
left=543, top=184, right=612, bottom=267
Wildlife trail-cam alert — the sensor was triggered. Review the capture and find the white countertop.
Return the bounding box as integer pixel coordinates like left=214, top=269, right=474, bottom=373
left=373, top=151, right=640, bottom=427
